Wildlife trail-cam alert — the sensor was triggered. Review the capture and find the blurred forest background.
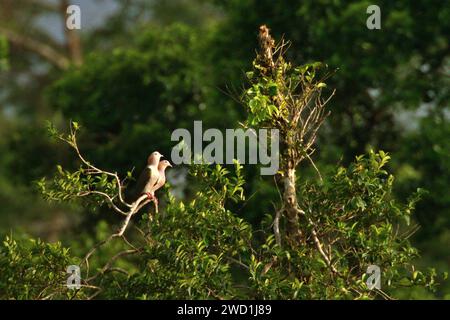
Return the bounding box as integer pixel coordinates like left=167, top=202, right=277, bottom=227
left=0, top=0, right=448, bottom=298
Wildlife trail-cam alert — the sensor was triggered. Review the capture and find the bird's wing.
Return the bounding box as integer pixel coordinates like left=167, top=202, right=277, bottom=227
left=153, top=172, right=166, bottom=193
left=133, top=166, right=153, bottom=200
left=146, top=166, right=160, bottom=192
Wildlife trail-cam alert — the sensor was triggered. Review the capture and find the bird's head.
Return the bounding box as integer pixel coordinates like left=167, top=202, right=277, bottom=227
left=147, top=151, right=163, bottom=165
left=158, top=160, right=173, bottom=170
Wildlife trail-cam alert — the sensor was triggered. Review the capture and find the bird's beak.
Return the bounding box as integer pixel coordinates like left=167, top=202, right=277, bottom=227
left=168, top=163, right=173, bottom=167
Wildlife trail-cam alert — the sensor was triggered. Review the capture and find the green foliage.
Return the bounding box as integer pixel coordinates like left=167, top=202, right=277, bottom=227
left=1, top=1, right=447, bottom=300
left=297, top=151, right=428, bottom=297
left=245, top=80, right=279, bottom=126
left=245, top=48, right=330, bottom=128
left=0, top=236, right=83, bottom=299
left=12, top=20, right=445, bottom=298
left=207, top=1, right=450, bottom=299
left=111, top=163, right=251, bottom=299
left=32, top=138, right=443, bottom=299
left=37, top=122, right=121, bottom=211
left=394, top=112, right=450, bottom=298
left=221, top=152, right=440, bottom=300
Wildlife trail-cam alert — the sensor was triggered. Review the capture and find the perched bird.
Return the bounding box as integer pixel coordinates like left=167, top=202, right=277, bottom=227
left=132, top=151, right=163, bottom=202
left=152, top=160, right=172, bottom=204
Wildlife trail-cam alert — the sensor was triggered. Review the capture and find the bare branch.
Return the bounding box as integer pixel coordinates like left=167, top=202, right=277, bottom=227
left=226, top=256, right=250, bottom=270
left=305, top=153, right=323, bottom=182
left=86, top=248, right=140, bottom=283
left=300, top=208, right=337, bottom=274
left=77, top=190, right=128, bottom=216
left=273, top=207, right=282, bottom=247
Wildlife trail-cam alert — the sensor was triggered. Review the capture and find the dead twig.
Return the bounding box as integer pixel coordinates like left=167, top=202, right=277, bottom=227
left=86, top=248, right=141, bottom=283
left=300, top=207, right=337, bottom=274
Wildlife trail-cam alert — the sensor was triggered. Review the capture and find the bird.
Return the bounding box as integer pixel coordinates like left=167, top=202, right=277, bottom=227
left=132, top=151, right=163, bottom=202
left=151, top=160, right=172, bottom=205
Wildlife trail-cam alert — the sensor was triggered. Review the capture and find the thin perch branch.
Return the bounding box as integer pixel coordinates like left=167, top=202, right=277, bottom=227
left=77, top=190, right=128, bottom=215
left=81, top=193, right=151, bottom=278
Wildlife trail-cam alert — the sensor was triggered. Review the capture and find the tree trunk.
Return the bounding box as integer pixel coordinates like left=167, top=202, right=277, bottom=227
left=60, top=0, right=83, bottom=66
left=281, top=133, right=303, bottom=245
left=283, top=168, right=301, bottom=239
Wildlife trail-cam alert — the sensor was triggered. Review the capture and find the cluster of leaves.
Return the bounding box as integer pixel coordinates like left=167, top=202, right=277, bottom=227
left=297, top=151, right=437, bottom=298
left=2, top=144, right=444, bottom=299
left=98, top=162, right=252, bottom=299
left=37, top=167, right=116, bottom=206
left=0, top=236, right=83, bottom=299
left=105, top=151, right=445, bottom=299
left=36, top=122, right=128, bottom=212
left=244, top=72, right=279, bottom=126
left=232, top=151, right=442, bottom=299
left=245, top=58, right=329, bottom=128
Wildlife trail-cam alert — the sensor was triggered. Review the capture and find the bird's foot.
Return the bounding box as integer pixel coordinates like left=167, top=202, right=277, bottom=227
left=145, top=192, right=154, bottom=200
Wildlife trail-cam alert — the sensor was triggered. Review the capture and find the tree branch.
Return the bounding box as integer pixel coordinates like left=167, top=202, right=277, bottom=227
left=301, top=208, right=337, bottom=274
left=81, top=193, right=151, bottom=278
left=67, top=122, right=132, bottom=209
left=77, top=190, right=128, bottom=216
left=86, top=248, right=140, bottom=283
left=0, top=27, right=70, bottom=69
